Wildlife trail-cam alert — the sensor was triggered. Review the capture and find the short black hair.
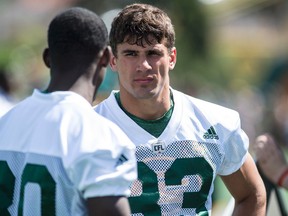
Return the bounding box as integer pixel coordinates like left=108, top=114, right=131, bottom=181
left=48, top=7, right=108, bottom=71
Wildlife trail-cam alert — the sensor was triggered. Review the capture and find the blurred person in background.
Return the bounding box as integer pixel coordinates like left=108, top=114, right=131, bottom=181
left=95, top=3, right=266, bottom=215
left=259, top=59, right=288, bottom=148
left=250, top=59, right=288, bottom=216
left=254, top=133, right=288, bottom=190
left=253, top=59, right=288, bottom=191
left=0, top=69, right=16, bottom=117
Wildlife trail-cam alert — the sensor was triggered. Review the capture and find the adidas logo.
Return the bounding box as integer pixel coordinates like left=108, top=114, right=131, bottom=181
left=115, top=154, right=128, bottom=166
left=203, top=126, right=219, bottom=140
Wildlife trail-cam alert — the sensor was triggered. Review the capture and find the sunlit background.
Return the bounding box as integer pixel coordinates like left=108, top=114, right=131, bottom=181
left=0, top=0, right=288, bottom=215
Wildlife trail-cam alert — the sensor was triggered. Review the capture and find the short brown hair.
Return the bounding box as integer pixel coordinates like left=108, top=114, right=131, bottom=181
left=109, top=4, right=175, bottom=56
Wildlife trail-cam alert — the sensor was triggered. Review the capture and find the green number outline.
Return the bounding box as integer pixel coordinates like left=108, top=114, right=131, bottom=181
left=129, top=157, right=213, bottom=215
left=0, top=161, right=15, bottom=216
left=0, top=161, right=56, bottom=215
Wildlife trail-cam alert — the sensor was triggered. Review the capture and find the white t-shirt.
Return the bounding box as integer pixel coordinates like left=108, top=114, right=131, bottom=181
left=94, top=88, right=249, bottom=216
left=0, top=89, right=137, bottom=215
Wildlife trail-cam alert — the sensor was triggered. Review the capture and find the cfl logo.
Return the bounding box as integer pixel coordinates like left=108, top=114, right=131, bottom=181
left=151, top=140, right=166, bottom=154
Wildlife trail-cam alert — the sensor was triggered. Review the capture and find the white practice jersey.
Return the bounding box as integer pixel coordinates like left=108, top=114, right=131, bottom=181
left=94, top=88, right=249, bottom=216
left=0, top=89, right=137, bottom=215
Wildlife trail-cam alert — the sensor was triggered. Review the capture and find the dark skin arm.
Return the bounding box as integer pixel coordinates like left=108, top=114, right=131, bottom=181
left=221, top=153, right=266, bottom=216
left=87, top=196, right=131, bottom=216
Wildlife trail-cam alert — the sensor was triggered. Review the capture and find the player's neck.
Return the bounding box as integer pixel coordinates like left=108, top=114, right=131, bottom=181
left=45, top=77, right=94, bottom=105
left=117, top=90, right=172, bottom=120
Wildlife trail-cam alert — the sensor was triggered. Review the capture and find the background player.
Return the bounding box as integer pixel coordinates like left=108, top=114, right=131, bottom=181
left=0, top=7, right=137, bottom=215
left=95, top=3, right=266, bottom=215
left=254, top=133, right=288, bottom=189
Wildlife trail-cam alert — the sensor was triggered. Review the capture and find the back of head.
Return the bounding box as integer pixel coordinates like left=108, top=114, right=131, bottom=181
left=110, top=3, right=175, bottom=56
left=48, top=7, right=108, bottom=72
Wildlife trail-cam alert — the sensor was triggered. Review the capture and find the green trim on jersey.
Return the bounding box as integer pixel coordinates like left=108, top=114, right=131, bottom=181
left=114, top=91, right=174, bottom=138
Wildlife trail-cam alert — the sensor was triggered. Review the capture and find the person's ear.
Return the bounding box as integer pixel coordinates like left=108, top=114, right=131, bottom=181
left=92, top=47, right=111, bottom=101
left=169, top=47, right=177, bottom=70
left=42, top=48, right=50, bottom=68
left=92, top=46, right=111, bottom=87
left=98, top=46, right=111, bottom=68
left=109, top=52, right=118, bottom=72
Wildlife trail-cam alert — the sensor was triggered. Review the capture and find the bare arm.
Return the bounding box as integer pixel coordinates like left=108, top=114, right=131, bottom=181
left=221, top=153, right=266, bottom=216
left=87, top=196, right=131, bottom=216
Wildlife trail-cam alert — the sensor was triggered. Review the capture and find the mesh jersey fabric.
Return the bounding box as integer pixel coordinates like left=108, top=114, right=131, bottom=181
left=0, top=89, right=137, bottom=215
left=94, top=88, right=249, bottom=216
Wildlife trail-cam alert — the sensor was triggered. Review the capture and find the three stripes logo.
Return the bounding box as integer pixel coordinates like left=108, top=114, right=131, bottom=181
left=203, top=126, right=219, bottom=140
left=115, top=154, right=128, bottom=166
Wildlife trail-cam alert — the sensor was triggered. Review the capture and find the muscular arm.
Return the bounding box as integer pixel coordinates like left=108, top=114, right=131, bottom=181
left=87, top=196, right=131, bottom=216
left=221, top=153, right=266, bottom=216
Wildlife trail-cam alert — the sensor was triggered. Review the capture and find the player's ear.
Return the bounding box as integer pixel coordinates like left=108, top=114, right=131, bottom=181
left=92, top=46, right=111, bottom=87
left=169, top=47, right=176, bottom=70
left=98, top=46, right=111, bottom=68
left=42, top=48, right=50, bottom=68
left=109, top=52, right=117, bottom=72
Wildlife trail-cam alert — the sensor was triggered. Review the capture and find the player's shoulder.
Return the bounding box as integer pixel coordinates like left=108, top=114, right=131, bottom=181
left=173, top=89, right=240, bottom=124
left=69, top=94, right=134, bottom=150
left=52, top=92, right=119, bottom=131
left=95, top=91, right=116, bottom=106
left=93, top=90, right=118, bottom=114
left=175, top=89, right=237, bottom=111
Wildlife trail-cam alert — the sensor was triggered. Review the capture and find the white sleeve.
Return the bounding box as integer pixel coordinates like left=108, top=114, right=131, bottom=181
left=218, top=118, right=249, bottom=176
left=66, top=118, right=137, bottom=199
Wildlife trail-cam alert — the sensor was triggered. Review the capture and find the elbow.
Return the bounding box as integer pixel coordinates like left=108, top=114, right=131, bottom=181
left=234, top=182, right=267, bottom=216
left=255, top=187, right=267, bottom=212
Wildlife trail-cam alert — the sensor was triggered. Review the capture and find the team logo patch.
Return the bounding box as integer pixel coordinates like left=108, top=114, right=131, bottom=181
left=151, top=140, right=166, bottom=154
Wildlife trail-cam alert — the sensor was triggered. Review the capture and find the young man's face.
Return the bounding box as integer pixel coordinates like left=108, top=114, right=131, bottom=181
left=110, top=37, right=176, bottom=102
